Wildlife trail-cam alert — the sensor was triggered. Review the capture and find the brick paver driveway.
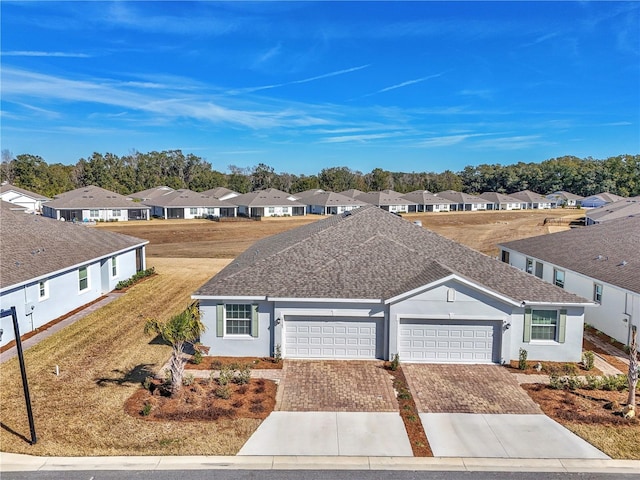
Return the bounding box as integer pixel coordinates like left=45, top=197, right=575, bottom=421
left=403, top=364, right=542, bottom=414
left=277, top=360, right=398, bottom=412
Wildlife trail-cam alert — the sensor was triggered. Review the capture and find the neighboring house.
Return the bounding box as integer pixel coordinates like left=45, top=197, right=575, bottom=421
left=292, top=189, right=326, bottom=200
left=499, top=216, right=639, bottom=346
left=296, top=191, right=367, bottom=215
left=355, top=190, right=417, bottom=214
left=479, top=192, right=526, bottom=211
left=142, top=189, right=237, bottom=219
left=581, top=192, right=626, bottom=209
left=339, top=189, right=366, bottom=199
left=509, top=190, right=553, bottom=209
left=0, top=183, right=50, bottom=214
left=546, top=191, right=584, bottom=208
left=0, top=203, right=148, bottom=347
left=200, top=187, right=240, bottom=202
left=231, top=188, right=306, bottom=217
left=402, top=190, right=453, bottom=212
left=585, top=197, right=640, bottom=225
left=434, top=190, right=489, bottom=211
left=193, top=206, right=591, bottom=364
left=43, top=185, right=150, bottom=222
left=129, top=186, right=175, bottom=201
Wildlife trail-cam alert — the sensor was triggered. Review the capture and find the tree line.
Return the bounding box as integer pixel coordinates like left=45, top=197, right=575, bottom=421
left=1, top=149, right=638, bottom=199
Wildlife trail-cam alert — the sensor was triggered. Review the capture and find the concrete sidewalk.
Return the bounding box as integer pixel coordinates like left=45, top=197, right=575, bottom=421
left=2, top=452, right=639, bottom=474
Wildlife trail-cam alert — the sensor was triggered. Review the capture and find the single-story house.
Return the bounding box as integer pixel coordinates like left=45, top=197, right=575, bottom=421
left=479, top=192, right=526, bottom=211
left=200, top=187, right=241, bottom=202
left=546, top=191, right=584, bottom=208
left=354, top=190, right=417, bottom=214
left=433, top=190, right=489, bottom=211
left=193, top=206, right=591, bottom=363
left=43, top=185, right=150, bottom=222
left=509, top=190, right=553, bottom=209
left=296, top=191, right=368, bottom=215
left=291, top=189, right=326, bottom=200
left=231, top=188, right=306, bottom=217
left=585, top=197, right=640, bottom=225
left=142, top=189, right=237, bottom=219
left=499, top=216, right=639, bottom=346
left=402, top=190, right=453, bottom=213
left=0, top=202, right=148, bottom=347
left=339, top=189, right=366, bottom=199
left=581, top=192, right=626, bottom=209
left=0, top=183, right=50, bottom=214
left=129, top=186, right=175, bottom=201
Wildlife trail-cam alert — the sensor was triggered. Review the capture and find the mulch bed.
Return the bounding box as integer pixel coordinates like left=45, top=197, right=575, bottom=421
left=125, top=378, right=277, bottom=421
left=186, top=356, right=283, bottom=370
left=523, top=384, right=638, bottom=426
left=505, top=360, right=602, bottom=376
left=385, top=363, right=432, bottom=457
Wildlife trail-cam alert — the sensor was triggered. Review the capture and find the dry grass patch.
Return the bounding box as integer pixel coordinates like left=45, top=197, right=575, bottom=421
left=0, top=258, right=271, bottom=456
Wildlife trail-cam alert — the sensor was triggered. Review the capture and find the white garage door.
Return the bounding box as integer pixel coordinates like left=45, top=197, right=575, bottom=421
left=284, top=316, right=381, bottom=359
left=398, top=319, right=500, bottom=363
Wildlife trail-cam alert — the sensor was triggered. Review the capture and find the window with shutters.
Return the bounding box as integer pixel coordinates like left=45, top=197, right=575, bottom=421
left=225, top=304, right=252, bottom=335
left=531, top=310, right=558, bottom=341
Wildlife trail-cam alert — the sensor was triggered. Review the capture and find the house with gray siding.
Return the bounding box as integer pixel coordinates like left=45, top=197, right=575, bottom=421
left=546, top=191, right=584, bottom=208
left=0, top=203, right=148, bottom=347
left=43, top=185, right=150, bottom=222
left=500, top=216, right=639, bottom=346
left=585, top=197, right=640, bottom=225
left=193, top=206, right=591, bottom=363
left=402, top=190, right=453, bottom=212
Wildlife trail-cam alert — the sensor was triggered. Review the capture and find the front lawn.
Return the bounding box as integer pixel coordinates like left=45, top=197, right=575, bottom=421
left=0, top=258, right=270, bottom=456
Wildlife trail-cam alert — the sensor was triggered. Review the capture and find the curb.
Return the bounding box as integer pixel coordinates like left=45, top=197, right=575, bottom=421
left=2, top=453, right=640, bottom=474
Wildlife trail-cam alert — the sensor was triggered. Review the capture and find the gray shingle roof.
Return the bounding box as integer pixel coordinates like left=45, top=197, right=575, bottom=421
left=142, top=189, right=236, bottom=208
left=1, top=204, right=148, bottom=289
left=195, top=205, right=588, bottom=304
left=479, top=192, right=525, bottom=204
left=46, top=185, right=150, bottom=210
left=434, top=190, right=488, bottom=204
left=229, top=188, right=304, bottom=207
left=403, top=190, right=453, bottom=205
left=129, top=186, right=174, bottom=200
left=355, top=190, right=418, bottom=207
left=500, top=216, right=640, bottom=294
left=200, top=187, right=240, bottom=199
left=586, top=197, right=640, bottom=223
left=546, top=191, right=584, bottom=202
left=582, top=192, right=626, bottom=204
left=510, top=190, right=551, bottom=203
left=339, top=189, right=366, bottom=198
left=298, top=191, right=368, bottom=208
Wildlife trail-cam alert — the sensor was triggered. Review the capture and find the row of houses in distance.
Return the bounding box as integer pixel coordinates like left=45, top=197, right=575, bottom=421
left=1, top=182, right=637, bottom=222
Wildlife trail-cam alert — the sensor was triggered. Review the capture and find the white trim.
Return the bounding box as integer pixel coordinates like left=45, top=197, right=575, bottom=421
left=276, top=309, right=384, bottom=317
left=192, top=295, right=267, bottom=301
left=268, top=297, right=381, bottom=303
left=396, top=313, right=507, bottom=321
left=522, top=301, right=598, bottom=307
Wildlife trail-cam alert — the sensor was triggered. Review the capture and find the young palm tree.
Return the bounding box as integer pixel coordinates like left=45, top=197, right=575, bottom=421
left=144, top=303, right=205, bottom=395
left=626, top=326, right=638, bottom=418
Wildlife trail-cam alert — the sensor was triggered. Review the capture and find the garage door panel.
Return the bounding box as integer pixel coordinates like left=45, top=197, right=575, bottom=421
left=399, top=319, right=500, bottom=364
left=285, top=316, right=382, bottom=359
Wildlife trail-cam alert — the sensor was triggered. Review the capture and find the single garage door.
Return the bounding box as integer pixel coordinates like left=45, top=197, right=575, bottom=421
left=398, top=319, right=500, bottom=363
left=284, top=316, right=382, bottom=359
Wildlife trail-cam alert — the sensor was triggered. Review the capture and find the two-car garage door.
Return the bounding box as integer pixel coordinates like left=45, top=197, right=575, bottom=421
left=398, top=319, right=500, bottom=363
left=284, top=316, right=382, bottom=359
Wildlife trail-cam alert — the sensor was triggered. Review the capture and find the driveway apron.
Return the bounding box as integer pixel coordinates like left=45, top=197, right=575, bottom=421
left=238, top=360, right=412, bottom=456
left=403, top=364, right=609, bottom=459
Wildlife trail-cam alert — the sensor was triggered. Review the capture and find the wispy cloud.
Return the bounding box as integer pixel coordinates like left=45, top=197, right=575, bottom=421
left=360, top=73, right=444, bottom=98
left=320, top=132, right=403, bottom=143
left=416, top=133, right=493, bottom=148
left=520, top=32, right=559, bottom=48
left=2, top=50, right=90, bottom=58
left=228, top=64, right=370, bottom=95
left=474, top=135, right=549, bottom=150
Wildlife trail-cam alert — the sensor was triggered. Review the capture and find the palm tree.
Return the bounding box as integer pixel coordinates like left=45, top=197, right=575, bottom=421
left=144, top=303, right=205, bottom=395
left=626, top=326, right=638, bottom=418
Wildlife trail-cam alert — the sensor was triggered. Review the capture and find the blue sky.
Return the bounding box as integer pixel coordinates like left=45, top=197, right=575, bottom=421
left=1, top=1, right=639, bottom=175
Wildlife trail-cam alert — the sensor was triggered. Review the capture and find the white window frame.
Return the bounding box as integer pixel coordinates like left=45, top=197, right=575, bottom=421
left=593, top=283, right=603, bottom=303
left=224, top=303, right=252, bottom=336
left=553, top=268, right=565, bottom=289
left=268, top=207, right=275, bottom=214
left=38, top=280, right=49, bottom=300
left=78, top=266, right=89, bottom=292
left=531, top=309, right=558, bottom=341
left=89, top=209, right=99, bottom=218
left=501, top=250, right=510, bottom=264
left=112, top=209, right=121, bottom=216
left=111, top=257, right=117, bottom=277
left=189, top=207, right=198, bottom=215
left=525, top=258, right=534, bottom=274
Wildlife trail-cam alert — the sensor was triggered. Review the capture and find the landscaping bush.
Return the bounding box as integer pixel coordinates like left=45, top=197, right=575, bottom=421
left=390, top=353, right=400, bottom=371
left=582, top=351, right=595, bottom=371
left=115, top=267, right=155, bottom=290
left=518, top=348, right=528, bottom=370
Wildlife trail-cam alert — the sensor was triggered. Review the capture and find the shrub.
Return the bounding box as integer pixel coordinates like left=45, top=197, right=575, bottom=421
left=182, top=373, right=195, bottom=386
left=273, top=344, right=282, bottom=364
left=562, top=363, right=578, bottom=376
left=142, top=376, right=153, bottom=391
left=582, top=351, right=595, bottom=371
left=192, top=350, right=203, bottom=365
left=390, top=353, right=400, bottom=371
left=115, top=267, right=156, bottom=290
left=565, top=375, right=584, bottom=391
left=234, top=364, right=252, bottom=385
left=548, top=370, right=563, bottom=390
left=584, top=375, right=602, bottom=390
left=218, top=366, right=233, bottom=386
left=601, top=374, right=627, bottom=391
left=518, top=348, right=528, bottom=370
left=141, top=402, right=152, bottom=416
left=215, top=386, right=231, bottom=399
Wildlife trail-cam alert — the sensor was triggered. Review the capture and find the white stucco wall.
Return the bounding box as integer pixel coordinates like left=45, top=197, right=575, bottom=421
left=0, top=192, right=44, bottom=213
